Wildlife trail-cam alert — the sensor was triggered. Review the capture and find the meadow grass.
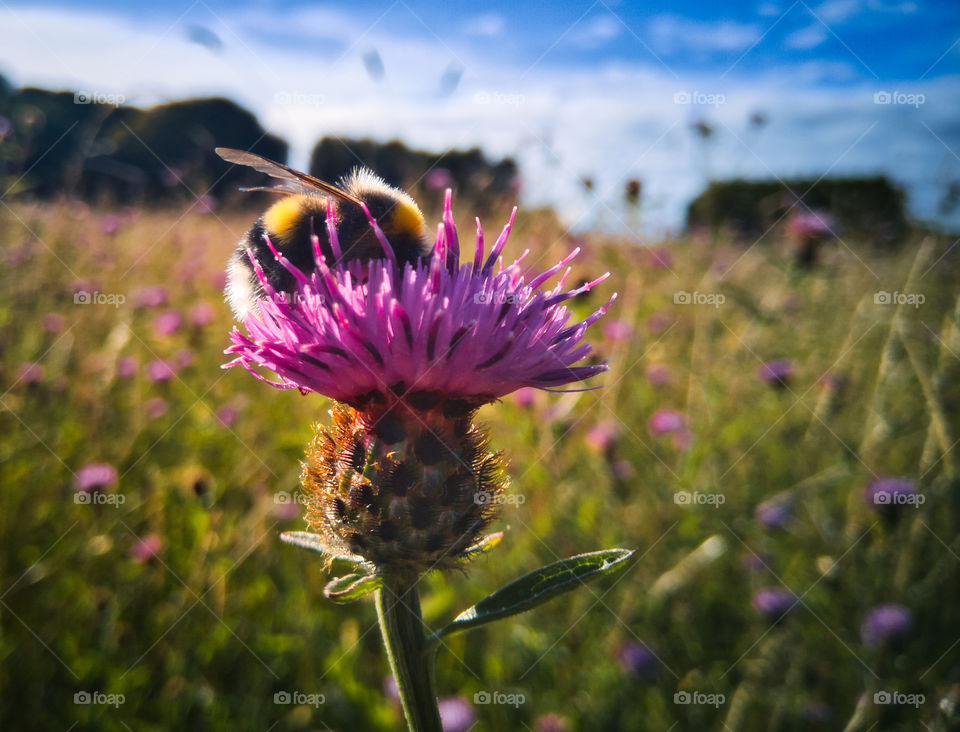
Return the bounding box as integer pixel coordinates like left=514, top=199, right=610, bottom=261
left=1, top=199, right=958, bottom=731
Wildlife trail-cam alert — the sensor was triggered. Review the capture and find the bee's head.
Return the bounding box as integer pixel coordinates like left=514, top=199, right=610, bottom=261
left=341, top=168, right=431, bottom=266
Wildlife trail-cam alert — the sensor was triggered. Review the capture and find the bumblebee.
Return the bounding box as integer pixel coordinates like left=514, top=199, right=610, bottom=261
left=216, top=148, right=431, bottom=320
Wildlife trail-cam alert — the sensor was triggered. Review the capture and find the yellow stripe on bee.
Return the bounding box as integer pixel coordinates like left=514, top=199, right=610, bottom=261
left=263, top=196, right=307, bottom=241
left=390, top=200, right=424, bottom=236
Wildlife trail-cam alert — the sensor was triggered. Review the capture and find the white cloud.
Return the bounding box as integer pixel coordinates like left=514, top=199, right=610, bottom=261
left=814, top=0, right=862, bottom=24
left=0, top=4, right=955, bottom=232
left=465, top=13, right=505, bottom=38
left=647, top=14, right=762, bottom=54
left=785, top=24, right=829, bottom=49
left=567, top=14, right=621, bottom=49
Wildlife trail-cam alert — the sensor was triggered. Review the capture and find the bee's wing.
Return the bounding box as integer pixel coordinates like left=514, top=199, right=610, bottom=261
left=237, top=184, right=304, bottom=195
left=215, top=147, right=363, bottom=206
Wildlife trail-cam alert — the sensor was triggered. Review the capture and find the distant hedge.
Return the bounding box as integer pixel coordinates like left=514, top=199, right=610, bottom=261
left=686, top=177, right=908, bottom=244
left=309, top=137, right=518, bottom=207
left=0, top=84, right=287, bottom=204
left=0, top=75, right=518, bottom=209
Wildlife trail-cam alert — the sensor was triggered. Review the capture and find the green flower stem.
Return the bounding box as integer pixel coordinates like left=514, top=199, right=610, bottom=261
left=376, top=577, right=442, bottom=732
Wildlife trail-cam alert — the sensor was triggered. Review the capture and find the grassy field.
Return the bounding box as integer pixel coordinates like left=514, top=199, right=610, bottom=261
left=1, top=197, right=958, bottom=731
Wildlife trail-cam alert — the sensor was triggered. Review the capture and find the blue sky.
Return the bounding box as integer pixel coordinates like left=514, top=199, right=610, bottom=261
left=1, top=0, right=958, bottom=232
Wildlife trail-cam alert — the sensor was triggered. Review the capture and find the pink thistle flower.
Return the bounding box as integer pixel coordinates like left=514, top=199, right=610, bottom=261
left=648, top=409, right=684, bottom=436
left=603, top=318, right=632, bottom=342
left=130, top=533, right=163, bottom=562
left=646, top=312, right=670, bottom=334
left=133, top=286, right=169, bottom=308
left=147, top=359, right=177, bottom=382
left=424, top=168, right=454, bottom=192
left=152, top=310, right=182, bottom=336
left=647, top=247, right=673, bottom=269
left=513, top=386, right=537, bottom=408
left=16, top=362, right=45, bottom=385
left=586, top=420, right=618, bottom=452
left=75, top=463, right=118, bottom=492
left=189, top=301, right=216, bottom=328
left=173, top=349, right=194, bottom=369
left=116, top=356, right=138, bottom=378
left=215, top=405, right=238, bottom=427
left=645, top=363, right=672, bottom=385
left=99, top=213, right=123, bottom=235
left=786, top=209, right=834, bottom=239
left=43, top=313, right=66, bottom=333
left=437, top=696, right=475, bottom=732
left=225, top=194, right=614, bottom=408
left=145, top=397, right=169, bottom=419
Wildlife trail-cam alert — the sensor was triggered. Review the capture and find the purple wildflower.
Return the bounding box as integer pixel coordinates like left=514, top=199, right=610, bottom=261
left=649, top=409, right=684, bottom=436
left=617, top=640, right=658, bottom=679
left=173, top=349, right=194, bottom=369
left=513, top=386, right=537, bottom=408
left=603, top=319, right=632, bottom=341
left=861, top=604, right=911, bottom=648
left=116, top=356, right=138, bottom=378
left=216, top=405, right=238, bottom=427
left=535, top=713, right=569, bottom=732
left=645, top=363, right=672, bottom=385
left=865, top=476, right=917, bottom=513
left=43, top=313, right=66, bottom=333
left=147, top=359, right=176, bottom=382
left=16, top=362, right=45, bottom=385
left=752, top=587, right=795, bottom=620
left=225, top=194, right=614, bottom=408
left=758, top=359, right=793, bottom=387
left=189, top=301, right=216, bottom=328
left=75, top=463, right=118, bottom=492
left=647, top=247, right=673, bottom=269
left=787, top=209, right=834, bottom=239
left=586, top=420, right=618, bottom=452
left=152, top=310, right=182, bottom=337
left=145, top=397, right=169, bottom=419
left=438, top=696, right=475, bottom=732
left=755, top=493, right=794, bottom=530
left=646, top=312, right=670, bottom=333
left=131, top=533, right=163, bottom=562
left=133, top=285, right=168, bottom=308
left=424, top=168, right=454, bottom=192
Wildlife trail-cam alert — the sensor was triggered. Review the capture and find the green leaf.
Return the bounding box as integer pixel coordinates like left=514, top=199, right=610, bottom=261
left=323, top=573, right=383, bottom=603
left=431, top=548, right=635, bottom=643
left=280, top=531, right=364, bottom=564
